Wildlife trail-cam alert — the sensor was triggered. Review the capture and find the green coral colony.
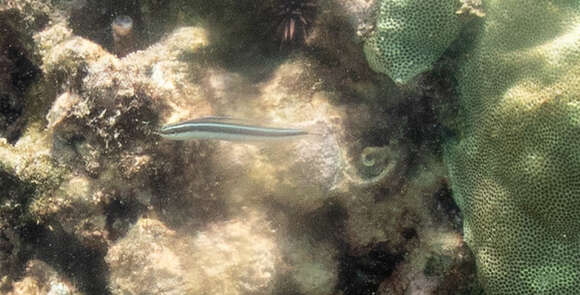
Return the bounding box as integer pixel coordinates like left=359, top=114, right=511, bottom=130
left=445, top=0, right=580, bottom=293
left=363, top=0, right=462, bottom=84
left=364, top=0, right=580, bottom=292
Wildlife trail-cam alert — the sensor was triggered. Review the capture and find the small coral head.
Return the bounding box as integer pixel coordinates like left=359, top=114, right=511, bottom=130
left=277, top=0, right=317, bottom=43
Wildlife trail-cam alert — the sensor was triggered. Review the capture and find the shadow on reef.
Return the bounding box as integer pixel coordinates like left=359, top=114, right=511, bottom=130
left=299, top=199, right=349, bottom=244
left=431, top=181, right=462, bottom=231
left=104, top=195, right=145, bottom=241
left=148, top=141, right=228, bottom=229
left=0, top=170, right=110, bottom=295
left=68, top=0, right=148, bottom=56
left=189, top=0, right=320, bottom=63
left=338, top=242, right=403, bottom=295
left=0, top=15, right=42, bottom=144
left=66, top=0, right=318, bottom=63
left=0, top=170, right=34, bottom=292
left=18, top=222, right=111, bottom=295
left=268, top=199, right=405, bottom=295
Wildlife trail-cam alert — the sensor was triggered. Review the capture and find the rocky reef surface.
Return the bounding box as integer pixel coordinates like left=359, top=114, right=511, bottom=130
left=0, top=0, right=483, bottom=294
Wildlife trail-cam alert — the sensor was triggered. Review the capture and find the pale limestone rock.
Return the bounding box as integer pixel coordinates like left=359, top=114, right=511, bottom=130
left=8, top=260, right=79, bottom=295
left=107, top=211, right=280, bottom=295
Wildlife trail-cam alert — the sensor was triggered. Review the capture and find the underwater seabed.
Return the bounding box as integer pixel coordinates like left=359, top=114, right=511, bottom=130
left=1, top=0, right=579, bottom=294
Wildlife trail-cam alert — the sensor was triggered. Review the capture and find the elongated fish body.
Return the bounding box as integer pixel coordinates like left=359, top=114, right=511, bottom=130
left=158, top=117, right=308, bottom=141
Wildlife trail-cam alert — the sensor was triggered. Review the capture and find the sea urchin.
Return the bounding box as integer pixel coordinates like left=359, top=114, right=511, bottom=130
left=276, top=0, right=317, bottom=43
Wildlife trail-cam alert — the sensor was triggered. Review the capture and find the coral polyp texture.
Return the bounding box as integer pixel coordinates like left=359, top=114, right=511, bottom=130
left=363, top=0, right=462, bottom=84
left=445, top=0, right=580, bottom=293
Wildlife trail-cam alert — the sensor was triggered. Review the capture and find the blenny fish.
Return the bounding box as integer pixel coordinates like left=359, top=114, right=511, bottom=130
left=112, top=15, right=136, bottom=57
left=158, top=116, right=309, bottom=141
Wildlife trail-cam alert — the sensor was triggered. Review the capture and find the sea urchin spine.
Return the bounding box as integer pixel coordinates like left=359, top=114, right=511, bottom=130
left=277, top=0, right=317, bottom=43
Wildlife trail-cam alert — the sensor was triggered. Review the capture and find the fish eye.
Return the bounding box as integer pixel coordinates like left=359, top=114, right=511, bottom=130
left=163, top=129, right=178, bottom=134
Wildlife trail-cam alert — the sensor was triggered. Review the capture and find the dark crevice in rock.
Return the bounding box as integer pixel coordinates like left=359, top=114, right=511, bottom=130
left=0, top=16, right=41, bottom=144
left=0, top=170, right=36, bottom=291
left=0, top=228, right=27, bottom=292
left=297, top=200, right=348, bottom=244
left=0, top=92, right=24, bottom=144
left=104, top=196, right=144, bottom=241
left=373, top=186, right=391, bottom=203
left=0, top=170, right=35, bottom=229
left=396, top=94, right=443, bottom=155
left=401, top=227, right=417, bottom=240
left=68, top=0, right=147, bottom=56
left=431, top=181, right=462, bottom=230
left=6, top=45, right=39, bottom=93
left=337, top=242, right=403, bottom=295
left=149, top=142, right=226, bottom=230
left=1, top=170, right=110, bottom=294
left=18, top=222, right=111, bottom=295
left=417, top=57, right=461, bottom=154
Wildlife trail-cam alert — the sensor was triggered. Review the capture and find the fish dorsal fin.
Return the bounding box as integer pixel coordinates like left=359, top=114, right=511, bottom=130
left=189, top=116, right=264, bottom=126
left=193, top=115, right=234, bottom=122
left=162, top=116, right=251, bottom=128
left=163, top=115, right=297, bottom=129
left=167, top=116, right=236, bottom=125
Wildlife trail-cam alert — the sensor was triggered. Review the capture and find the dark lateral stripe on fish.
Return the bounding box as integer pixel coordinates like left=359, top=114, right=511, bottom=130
left=159, top=120, right=308, bottom=139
